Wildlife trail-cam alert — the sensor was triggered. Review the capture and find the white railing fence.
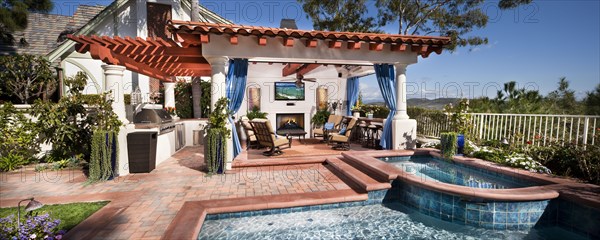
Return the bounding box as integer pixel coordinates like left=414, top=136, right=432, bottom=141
left=415, top=113, right=600, bottom=146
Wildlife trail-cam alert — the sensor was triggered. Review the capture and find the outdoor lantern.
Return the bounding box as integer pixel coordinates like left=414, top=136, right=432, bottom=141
left=131, top=87, right=142, bottom=105
left=17, top=198, right=44, bottom=230
left=501, top=137, right=510, bottom=145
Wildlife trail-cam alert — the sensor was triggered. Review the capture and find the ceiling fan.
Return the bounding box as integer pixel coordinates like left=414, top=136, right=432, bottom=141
left=281, top=74, right=317, bottom=87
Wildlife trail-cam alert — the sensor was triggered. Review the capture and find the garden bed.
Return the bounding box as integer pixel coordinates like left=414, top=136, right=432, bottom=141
left=0, top=201, right=109, bottom=238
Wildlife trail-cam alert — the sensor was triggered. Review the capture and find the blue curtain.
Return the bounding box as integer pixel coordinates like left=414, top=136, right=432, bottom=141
left=346, top=77, right=359, bottom=116
left=374, top=64, right=396, bottom=149
left=226, top=58, right=248, bottom=159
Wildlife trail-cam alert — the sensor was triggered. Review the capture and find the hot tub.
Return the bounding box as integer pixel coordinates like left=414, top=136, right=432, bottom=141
left=375, top=153, right=560, bottom=230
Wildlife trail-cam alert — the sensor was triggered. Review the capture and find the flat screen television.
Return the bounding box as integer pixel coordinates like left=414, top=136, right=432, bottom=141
left=274, top=82, right=305, bottom=100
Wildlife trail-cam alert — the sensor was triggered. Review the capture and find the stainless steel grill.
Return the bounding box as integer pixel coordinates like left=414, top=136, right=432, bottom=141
left=133, top=109, right=174, bottom=134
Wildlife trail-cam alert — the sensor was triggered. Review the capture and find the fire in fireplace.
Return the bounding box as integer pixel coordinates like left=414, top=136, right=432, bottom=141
left=275, top=114, right=304, bottom=131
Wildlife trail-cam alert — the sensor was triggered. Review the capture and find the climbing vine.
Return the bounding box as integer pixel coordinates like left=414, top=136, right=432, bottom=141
left=205, top=97, right=231, bottom=174
left=89, top=131, right=118, bottom=182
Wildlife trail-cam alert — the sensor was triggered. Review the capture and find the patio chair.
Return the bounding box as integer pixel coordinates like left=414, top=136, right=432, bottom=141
left=313, top=114, right=344, bottom=138
left=240, top=117, right=259, bottom=149
left=250, top=118, right=291, bottom=156
left=328, top=117, right=358, bottom=150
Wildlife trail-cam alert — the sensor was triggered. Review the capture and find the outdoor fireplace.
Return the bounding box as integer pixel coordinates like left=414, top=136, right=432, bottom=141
left=276, top=113, right=305, bottom=131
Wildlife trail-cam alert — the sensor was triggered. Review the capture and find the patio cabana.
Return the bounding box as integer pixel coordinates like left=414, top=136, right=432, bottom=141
left=67, top=21, right=450, bottom=170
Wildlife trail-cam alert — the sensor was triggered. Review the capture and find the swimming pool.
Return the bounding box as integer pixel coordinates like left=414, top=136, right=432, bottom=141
left=199, top=202, right=585, bottom=240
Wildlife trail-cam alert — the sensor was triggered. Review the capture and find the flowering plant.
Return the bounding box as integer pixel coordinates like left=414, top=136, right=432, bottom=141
left=503, top=153, right=551, bottom=174
left=0, top=214, right=65, bottom=240
left=164, top=107, right=176, bottom=115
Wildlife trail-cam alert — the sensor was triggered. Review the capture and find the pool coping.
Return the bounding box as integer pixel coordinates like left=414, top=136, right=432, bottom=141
left=161, top=189, right=367, bottom=240
left=342, top=149, right=600, bottom=209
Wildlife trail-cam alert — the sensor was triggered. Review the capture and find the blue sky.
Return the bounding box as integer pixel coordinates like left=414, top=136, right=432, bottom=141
left=50, top=0, right=600, bottom=101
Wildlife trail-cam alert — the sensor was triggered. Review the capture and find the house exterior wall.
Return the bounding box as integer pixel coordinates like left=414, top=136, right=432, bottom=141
left=62, top=0, right=193, bottom=102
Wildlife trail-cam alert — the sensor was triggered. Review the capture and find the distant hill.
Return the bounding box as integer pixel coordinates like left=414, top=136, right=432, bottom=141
left=364, top=98, right=459, bottom=110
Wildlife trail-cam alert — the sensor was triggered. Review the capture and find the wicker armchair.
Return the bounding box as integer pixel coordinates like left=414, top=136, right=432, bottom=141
left=250, top=119, right=291, bottom=156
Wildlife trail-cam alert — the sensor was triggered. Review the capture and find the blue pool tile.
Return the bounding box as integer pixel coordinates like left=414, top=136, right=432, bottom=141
left=519, top=212, right=529, bottom=223
left=217, top=213, right=231, bottom=219
left=467, top=209, right=480, bottom=222
left=494, top=223, right=507, bottom=230
left=291, top=207, right=302, bottom=213
left=507, top=203, right=519, bottom=212
left=260, top=210, right=270, bottom=216
left=507, top=213, right=519, bottom=224
left=480, top=222, right=495, bottom=229
left=241, top=211, right=251, bottom=217
left=453, top=218, right=466, bottom=225
left=495, top=202, right=508, bottom=212
left=232, top=212, right=242, bottom=218
left=481, top=211, right=494, bottom=223
left=441, top=203, right=453, bottom=216
left=441, top=193, right=453, bottom=203
left=480, top=203, right=494, bottom=211
left=494, top=212, right=507, bottom=224
left=430, top=210, right=441, bottom=218
left=506, top=224, right=519, bottom=230
left=431, top=201, right=441, bottom=213
left=529, top=212, right=542, bottom=223
left=309, top=205, right=320, bottom=211
left=519, top=223, right=533, bottom=231
left=454, top=206, right=466, bottom=220
left=206, top=214, right=217, bottom=220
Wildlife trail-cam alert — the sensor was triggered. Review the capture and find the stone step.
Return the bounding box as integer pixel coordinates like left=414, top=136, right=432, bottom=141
left=326, top=157, right=391, bottom=192
left=340, top=152, right=402, bottom=182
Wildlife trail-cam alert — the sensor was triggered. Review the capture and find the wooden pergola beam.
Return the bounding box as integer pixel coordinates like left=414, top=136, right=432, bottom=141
left=282, top=63, right=303, bottom=77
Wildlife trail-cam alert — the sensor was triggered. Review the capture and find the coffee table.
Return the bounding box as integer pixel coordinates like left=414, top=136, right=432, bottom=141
left=276, top=129, right=307, bottom=145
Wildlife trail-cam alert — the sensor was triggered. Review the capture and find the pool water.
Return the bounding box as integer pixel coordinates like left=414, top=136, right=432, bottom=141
left=380, top=156, right=534, bottom=189
left=198, top=202, right=584, bottom=240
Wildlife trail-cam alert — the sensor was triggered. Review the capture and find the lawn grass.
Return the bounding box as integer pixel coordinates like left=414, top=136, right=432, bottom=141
left=0, top=201, right=109, bottom=231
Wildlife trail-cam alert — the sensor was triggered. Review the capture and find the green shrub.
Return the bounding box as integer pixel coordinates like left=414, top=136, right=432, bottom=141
left=440, top=132, right=458, bottom=159
left=175, top=81, right=193, bottom=118
left=527, top=142, right=600, bottom=184
left=124, top=94, right=131, bottom=105
left=246, top=106, right=267, bottom=120
left=0, top=153, right=28, bottom=172
left=0, top=102, right=40, bottom=171
left=311, top=109, right=330, bottom=126
left=360, top=104, right=390, bottom=118
left=79, top=94, right=102, bottom=105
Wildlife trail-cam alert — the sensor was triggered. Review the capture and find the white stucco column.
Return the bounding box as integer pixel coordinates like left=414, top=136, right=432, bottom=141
left=163, top=82, right=176, bottom=109
left=394, top=64, right=409, bottom=120
left=101, top=64, right=131, bottom=176
left=102, top=64, right=128, bottom=124
left=206, top=56, right=233, bottom=170
left=206, top=56, right=229, bottom=109
left=392, top=63, right=417, bottom=150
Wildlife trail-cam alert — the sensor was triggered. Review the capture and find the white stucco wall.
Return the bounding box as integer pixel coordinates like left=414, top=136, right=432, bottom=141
left=236, top=63, right=348, bottom=138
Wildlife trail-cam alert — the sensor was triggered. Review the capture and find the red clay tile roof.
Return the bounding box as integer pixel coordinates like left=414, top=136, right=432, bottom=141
left=168, top=20, right=451, bottom=46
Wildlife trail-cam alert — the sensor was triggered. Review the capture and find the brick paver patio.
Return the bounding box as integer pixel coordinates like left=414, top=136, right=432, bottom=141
left=0, top=145, right=353, bottom=239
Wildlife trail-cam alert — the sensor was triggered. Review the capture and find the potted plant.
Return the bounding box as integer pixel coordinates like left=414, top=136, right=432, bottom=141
left=443, top=99, right=471, bottom=154
left=205, top=97, right=231, bottom=174
left=311, top=109, right=331, bottom=127
left=366, top=110, right=374, bottom=119
left=246, top=106, right=267, bottom=120
left=441, top=132, right=458, bottom=160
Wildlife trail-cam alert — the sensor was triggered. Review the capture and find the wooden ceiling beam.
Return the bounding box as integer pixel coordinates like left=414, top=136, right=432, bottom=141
left=282, top=63, right=304, bottom=77
left=297, top=64, right=320, bottom=76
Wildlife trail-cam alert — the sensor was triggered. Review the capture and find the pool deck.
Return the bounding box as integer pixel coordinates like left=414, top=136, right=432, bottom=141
left=1, top=142, right=599, bottom=239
